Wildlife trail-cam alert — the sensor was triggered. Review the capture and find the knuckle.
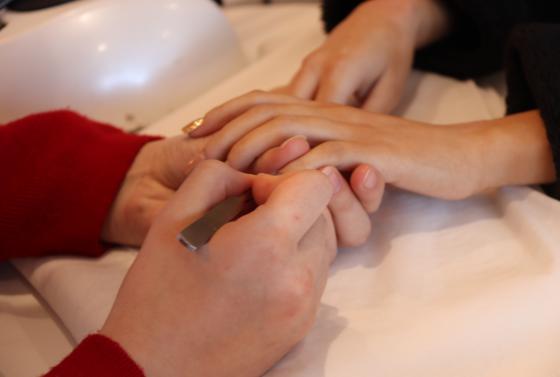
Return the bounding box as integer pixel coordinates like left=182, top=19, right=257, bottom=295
left=247, top=89, right=267, bottom=100
left=244, top=89, right=269, bottom=106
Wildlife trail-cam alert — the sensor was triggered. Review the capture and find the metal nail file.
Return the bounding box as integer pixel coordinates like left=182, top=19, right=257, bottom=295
left=177, top=192, right=255, bottom=251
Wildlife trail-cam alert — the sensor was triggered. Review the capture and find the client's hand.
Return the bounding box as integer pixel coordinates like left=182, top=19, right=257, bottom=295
left=101, top=135, right=207, bottom=247
left=101, top=160, right=365, bottom=377
left=286, top=0, right=450, bottom=113
left=191, top=91, right=508, bottom=200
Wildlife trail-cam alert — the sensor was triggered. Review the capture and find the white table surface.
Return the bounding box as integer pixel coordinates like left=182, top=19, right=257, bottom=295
left=0, top=262, right=73, bottom=376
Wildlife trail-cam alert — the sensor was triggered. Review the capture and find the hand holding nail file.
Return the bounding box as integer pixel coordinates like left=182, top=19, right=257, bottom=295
left=177, top=192, right=255, bottom=251
left=179, top=116, right=300, bottom=252
left=179, top=117, right=256, bottom=251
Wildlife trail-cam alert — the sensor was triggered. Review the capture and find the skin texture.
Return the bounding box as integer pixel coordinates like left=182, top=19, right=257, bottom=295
left=101, top=134, right=207, bottom=247
left=286, top=0, right=450, bottom=113
left=101, top=161, right=376, bottom=377
left=102, top=129, right=385, bottom=249
left=192, top=91, right=556, bottom=200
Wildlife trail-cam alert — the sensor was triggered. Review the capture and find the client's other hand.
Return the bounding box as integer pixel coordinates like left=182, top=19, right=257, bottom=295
left=101, top=160, right=362, bottom=377
left=286, top=0, right=450, bottom=113
left=101, top=135, right=207, bottom=247
left=191, top=91, right=489, bottom=200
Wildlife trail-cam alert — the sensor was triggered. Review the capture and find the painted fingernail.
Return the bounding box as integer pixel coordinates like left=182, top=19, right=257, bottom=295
left=320, top=166, right=342, bottom=193
left=182, top=117, right=204, bottom=134
left=363, top=168, right=377, bottom=189
left=280, top=135, right=307, bottom=149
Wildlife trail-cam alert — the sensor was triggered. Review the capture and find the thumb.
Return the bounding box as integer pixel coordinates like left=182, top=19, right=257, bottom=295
left=155, top=160, right=253, bottom=235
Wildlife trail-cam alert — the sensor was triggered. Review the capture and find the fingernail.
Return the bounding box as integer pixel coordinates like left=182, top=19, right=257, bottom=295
left=182, top=117, right=204, bottom=135
left=320, top=166, right=342, bottom=193
left=280, top=135, right=307, bottom=149
left=363, top=168, right=376, bottom=189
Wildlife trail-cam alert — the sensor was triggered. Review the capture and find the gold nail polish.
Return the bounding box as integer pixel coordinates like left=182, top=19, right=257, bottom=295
left=182, top=117, right=204, bottom=134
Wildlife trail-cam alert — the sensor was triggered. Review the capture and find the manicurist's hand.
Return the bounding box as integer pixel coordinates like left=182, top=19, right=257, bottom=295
left=101, top=160, right=369, bottom=377
left=101, top=135, right=207, bottom=247
left=190, top=92, right=556, bottom=200
left=287, top=0, right=450, bottom=113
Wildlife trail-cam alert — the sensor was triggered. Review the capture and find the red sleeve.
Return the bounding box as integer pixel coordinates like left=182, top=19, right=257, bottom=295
left=0, top=110, right=160, bottom=260
left=44, top=334, right=145, bottom=377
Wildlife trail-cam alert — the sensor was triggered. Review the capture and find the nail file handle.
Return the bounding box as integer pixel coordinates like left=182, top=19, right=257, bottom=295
left=177, top=192, right=255, bottom=251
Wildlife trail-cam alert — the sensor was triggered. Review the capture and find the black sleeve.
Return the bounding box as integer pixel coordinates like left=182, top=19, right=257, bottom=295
left=414, top=0, right=533, bottom=78
left=321, top=0, right=555, bottom=78
left=321, top=0, right=366, bottom=33
left=505, top=24, right=560, bottom=198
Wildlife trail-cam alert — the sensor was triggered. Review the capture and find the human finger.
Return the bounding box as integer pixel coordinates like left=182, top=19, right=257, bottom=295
left=156, top=160, right=253, bottom=234
left=241, top=170, right=335, bottom=244
left=349, top=164, right=386, bottom=213
left=224, top=116, right=354, bottom=171
left=361, top=63, right=409, bottom=113
left=281, top=141, right=374, bottom=173
left=295, top=212, right=337, bottom=289
left=286, top=63, right=322, bottom=100
left=204, top=102, right=324, bottom=161
left=315, top=65, right=362, bottom=105
left=252, top=135, right=310, bottom=174
left=251, top=168, right=371, bottom=248
left=189, top=91, right=308, bottom=138
left=320, top=166, right=371, bottom=247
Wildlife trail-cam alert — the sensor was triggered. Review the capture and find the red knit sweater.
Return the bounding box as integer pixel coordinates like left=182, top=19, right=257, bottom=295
left=0, top=110, right=156, bottom=376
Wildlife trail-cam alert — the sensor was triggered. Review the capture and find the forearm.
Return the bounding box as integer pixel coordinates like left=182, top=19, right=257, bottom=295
left=468, top=110, right=556, bottom=192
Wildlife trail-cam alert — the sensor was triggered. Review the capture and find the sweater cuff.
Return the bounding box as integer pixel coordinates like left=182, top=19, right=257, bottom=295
left=505, top=24, right=560, bottom=199
left=44, top=334, right=145, bottom=377
left=0, top=110, right=161, bottom=260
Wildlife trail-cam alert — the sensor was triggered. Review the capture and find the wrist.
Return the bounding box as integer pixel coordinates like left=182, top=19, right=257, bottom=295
left=461, top=111, right=556, bottom=193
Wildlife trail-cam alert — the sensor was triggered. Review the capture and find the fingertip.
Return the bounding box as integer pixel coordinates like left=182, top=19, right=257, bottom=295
left=321, top=166, right=372, bottom=248
left=350, top=164, right=386, bottom=213
left=281, top=135, right=311, bottom=159
left=320, top=166, right=342, bottom=194
left=351, top=164, right=376, bottom=191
